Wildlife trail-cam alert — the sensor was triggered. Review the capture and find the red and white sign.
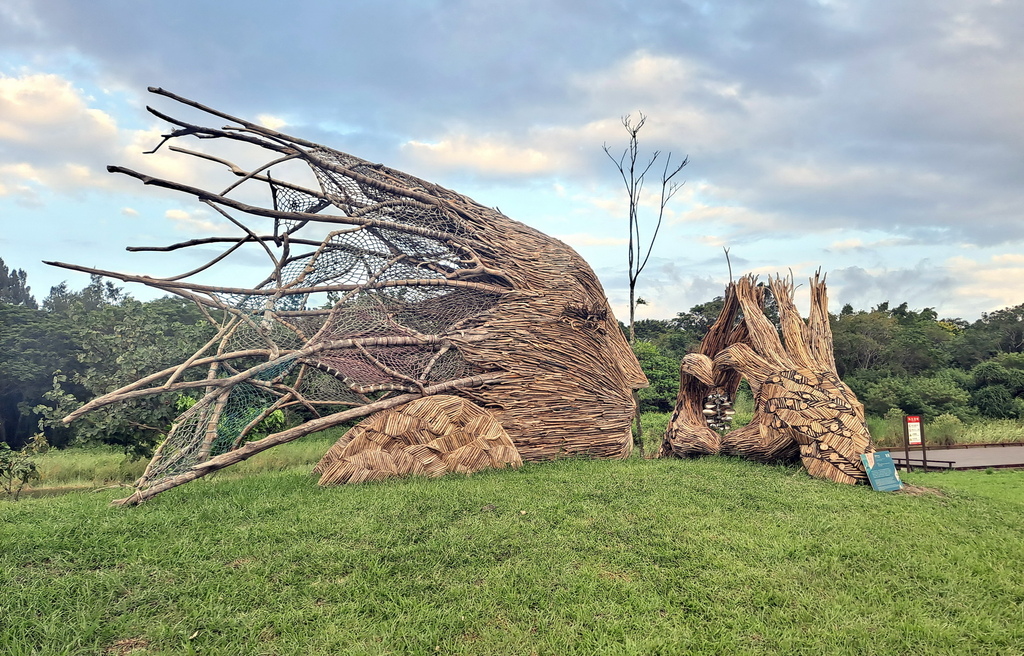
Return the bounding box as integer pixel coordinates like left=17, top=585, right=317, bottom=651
left=906, top=415, right=923, bottom=445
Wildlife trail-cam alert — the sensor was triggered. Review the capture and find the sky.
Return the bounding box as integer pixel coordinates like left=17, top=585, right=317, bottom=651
left=1, top=0, right=1023, bottom=323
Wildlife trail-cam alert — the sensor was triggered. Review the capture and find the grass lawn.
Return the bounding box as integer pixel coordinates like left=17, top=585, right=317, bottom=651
left=3, top=437, right=1024, bottom=656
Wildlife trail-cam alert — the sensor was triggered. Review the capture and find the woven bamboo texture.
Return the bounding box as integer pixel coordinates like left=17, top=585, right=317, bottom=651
left=46, top=88, right=645, bottom=503
left=313, top=395, right=522, bottom=485
left=660, top=274, right=874, bottom=485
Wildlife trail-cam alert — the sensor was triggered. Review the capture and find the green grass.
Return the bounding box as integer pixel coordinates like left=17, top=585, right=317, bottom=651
left=2, top=451, right=1023, bottom=655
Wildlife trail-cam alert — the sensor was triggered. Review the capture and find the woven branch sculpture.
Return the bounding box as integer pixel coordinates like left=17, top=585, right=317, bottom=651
left=47, top=88, right=646, bottom=505
left=659, top=274, right=875, bottom=484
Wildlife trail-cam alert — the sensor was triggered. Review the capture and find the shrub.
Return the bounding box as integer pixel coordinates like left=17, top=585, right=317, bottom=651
left=867, top=407, right=907, bottom=447
left=971, top=384, right=1018, bottom=419
left=631, top=341, right=680, bottom=413
left=862, top=372, right=971, bottom=420
left=928, top=413, right=964, bottom=446
left=0, top=442, right=40, bottom=501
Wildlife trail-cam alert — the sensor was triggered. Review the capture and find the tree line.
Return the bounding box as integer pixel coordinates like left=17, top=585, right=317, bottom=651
left=3, top=256, right=1024, bottom=454
left=1, top=258, right=213, bottom=454
left=632, top=296, right=1024, bottom=420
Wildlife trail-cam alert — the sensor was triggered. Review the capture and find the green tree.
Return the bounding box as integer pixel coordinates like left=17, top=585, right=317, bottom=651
left=862, top=371, right=971, bottom=420
left=883, top=313, right=951, bottom=376
left=34, top=281, right=214, bottom=457
left=0, top=258, right=37, bottom=308
left=671, top=297, right=725, bottom=350
left=631, top=341, right=679, bottom=413
left=832, top=309, right=896, bottom=377
left=833, top=303, right=951, bottom=378
left=0, top=304, right=77, bottom=448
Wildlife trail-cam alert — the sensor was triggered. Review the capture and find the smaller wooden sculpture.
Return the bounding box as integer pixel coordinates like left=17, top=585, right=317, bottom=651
left=660, top=273, right=874, bottom=484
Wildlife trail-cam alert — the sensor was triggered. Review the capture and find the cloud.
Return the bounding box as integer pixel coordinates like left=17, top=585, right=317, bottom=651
left=4, top=0, right=1024, bottom=321
left=0, top=73, right=116, bottom=147
left=256, top=114, right=287, bottom=131
left=403, top=135, right=558, bottom=177
left=164, top=208, right=222, bottom=234
left=0, top=72, right=199, bottom=198
left=827, top=236, right=913, bottom=252
left=826, top=264, right=960, bottom=315
left=947, top=254, right=1024, bottom=314
left=0, top=0, right=45, bottom=36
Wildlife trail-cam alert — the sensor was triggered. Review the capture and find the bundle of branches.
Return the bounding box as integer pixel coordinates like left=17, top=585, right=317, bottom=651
left=48, top=88, right=646, bottom=505
left=659, top=274, right=874, bottom=485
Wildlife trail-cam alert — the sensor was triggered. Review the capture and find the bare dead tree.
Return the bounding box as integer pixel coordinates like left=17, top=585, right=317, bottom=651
left=603, top=112, right=688, bottom=344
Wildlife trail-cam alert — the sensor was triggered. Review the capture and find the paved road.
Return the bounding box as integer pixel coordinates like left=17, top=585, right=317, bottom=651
left=891, top=445, right=1024, bottom=469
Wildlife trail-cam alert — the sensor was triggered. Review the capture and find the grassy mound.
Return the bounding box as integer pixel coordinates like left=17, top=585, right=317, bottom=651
left=2, top=451, right=1023, bottom=655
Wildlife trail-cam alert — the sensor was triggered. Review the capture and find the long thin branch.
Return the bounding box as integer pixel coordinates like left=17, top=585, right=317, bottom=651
left=44, top=260, right=510, bottom=298
left=112, top=372, right=504, bottom=506
left=636, top=153, right=687, bottom=276
left=105, top=165, right=466, bottom=244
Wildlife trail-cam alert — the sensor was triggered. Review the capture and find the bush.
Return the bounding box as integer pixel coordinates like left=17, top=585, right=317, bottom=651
left=862, top=372, right=971, bottom=420
left=866, top=408, right=907, bottom=447
left=928, top=413, right=964, bottom=446
left=971, top=385, right=1019, bottom=419
left=0, top=442, right=40, bottom=500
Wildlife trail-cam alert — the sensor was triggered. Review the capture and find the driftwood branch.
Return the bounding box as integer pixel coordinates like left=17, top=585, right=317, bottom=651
left=113, top=373, right=502, bottom=505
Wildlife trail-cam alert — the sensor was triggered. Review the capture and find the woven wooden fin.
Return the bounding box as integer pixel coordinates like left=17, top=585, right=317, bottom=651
left=316, top=395, right=522, bottom=485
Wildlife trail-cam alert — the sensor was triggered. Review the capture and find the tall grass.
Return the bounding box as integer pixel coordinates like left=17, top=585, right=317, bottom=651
left=869, top=411, right=1024, bottom=448
left=960, top=418, right=1024, bottom=444
left=29, top=428, right=346, bottom=490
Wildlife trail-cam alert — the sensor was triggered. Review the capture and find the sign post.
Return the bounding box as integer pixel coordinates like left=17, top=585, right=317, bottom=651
left=904, top=415, right=928, bottom=471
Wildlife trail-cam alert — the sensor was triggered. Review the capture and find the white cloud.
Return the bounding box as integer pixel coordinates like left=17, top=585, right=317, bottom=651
left=568, top=51, right=726, bottom=141
left=403, top=135, right=557, bottom=176
left=948, top=254, right=1024, bottom=311
left=945, top=12, right=1003, bottom=49
left=397, top=51, right=714, bottom=182
left=121, top=207, right=139, bottom=217
left=165, top=208, right=222, bottom=234
left=257, top=114, right=287, bottom=131
left=828, top=236, right=913, bottom=251
left=0, top=72, right=213, bottom=198
left=830, top=238, right=864, bottom=251
left=0, top=0, right=44, bottom=35
left=0, top=73, right=116, bottom=148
